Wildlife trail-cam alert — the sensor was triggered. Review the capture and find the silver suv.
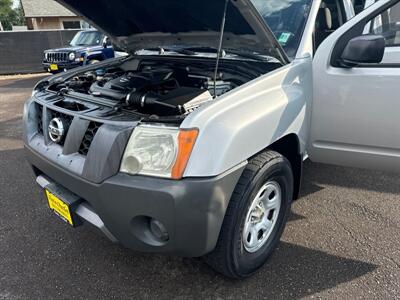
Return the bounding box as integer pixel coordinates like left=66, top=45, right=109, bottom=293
left=24, top=0, right=400, bottom=278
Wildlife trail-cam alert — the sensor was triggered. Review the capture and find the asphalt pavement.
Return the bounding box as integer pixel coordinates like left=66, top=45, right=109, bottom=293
left=0, top=75, right=399, bottom=299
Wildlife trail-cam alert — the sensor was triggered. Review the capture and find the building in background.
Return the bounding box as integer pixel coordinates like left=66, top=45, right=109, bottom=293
left=21, top=0, right=90, bottom=30
left=12, top=25, right=28, bottom=31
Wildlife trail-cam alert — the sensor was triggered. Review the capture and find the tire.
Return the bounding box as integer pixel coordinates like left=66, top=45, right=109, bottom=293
left=88, top=59, right=100, bottom=65
left=205, top=150, right=293, bottom=279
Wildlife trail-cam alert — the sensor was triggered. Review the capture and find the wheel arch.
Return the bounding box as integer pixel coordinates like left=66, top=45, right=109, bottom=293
left=85, top=53, right=104, bottom=63
left=267, top=134, right=302, bottom=200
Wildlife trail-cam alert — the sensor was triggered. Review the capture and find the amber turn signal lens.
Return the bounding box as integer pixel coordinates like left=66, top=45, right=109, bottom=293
left=171, top=129, right=199, bottom=180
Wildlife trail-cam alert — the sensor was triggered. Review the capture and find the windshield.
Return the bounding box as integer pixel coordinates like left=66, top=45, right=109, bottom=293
left=251, top=0, right=313, bottom=58
left=70, top=31, right=103, bottom=47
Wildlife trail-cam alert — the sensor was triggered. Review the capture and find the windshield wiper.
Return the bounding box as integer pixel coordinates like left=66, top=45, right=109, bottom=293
left=180, top=46, right=270, bottom=62
left=162, top=47, right=196, bottom=56
left=223, top=49, right=272, bottom=62
left=138, top=47, right=196, bottom=56
left=138, top=46, right=269, bottom=62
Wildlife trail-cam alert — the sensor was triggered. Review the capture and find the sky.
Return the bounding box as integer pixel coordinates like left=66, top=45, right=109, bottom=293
left=12, top=0, right=19, bottom=9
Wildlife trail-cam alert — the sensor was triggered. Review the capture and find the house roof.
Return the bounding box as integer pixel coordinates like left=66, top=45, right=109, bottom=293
left=21, top=0, right=78, bottom=17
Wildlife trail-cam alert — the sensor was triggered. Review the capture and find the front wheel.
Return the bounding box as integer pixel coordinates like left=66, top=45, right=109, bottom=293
left=205, top=150, right=293, bottom=279
left=88, top=59, right=100, bottom=65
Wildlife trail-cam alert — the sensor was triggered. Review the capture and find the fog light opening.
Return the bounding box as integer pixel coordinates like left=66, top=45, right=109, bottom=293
left=149, top=218, right=169, bottom=242
left=130, top=216, right=169, bottom=247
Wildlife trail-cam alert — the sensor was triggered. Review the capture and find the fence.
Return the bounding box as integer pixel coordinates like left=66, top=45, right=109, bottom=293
left=0, top=30, right=79, bottom=75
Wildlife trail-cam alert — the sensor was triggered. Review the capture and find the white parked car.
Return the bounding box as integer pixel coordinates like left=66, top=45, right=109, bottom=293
left=24, top=0, right=400, bottom=279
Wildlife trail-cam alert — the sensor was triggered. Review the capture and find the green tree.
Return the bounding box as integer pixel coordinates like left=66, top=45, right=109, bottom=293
left=13, top=0, right=25, bottom=26
left=0, top=0, right=25, bottom=31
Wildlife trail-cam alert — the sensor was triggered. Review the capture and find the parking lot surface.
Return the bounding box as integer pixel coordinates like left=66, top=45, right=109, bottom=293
left=0, top=75, right=399, bottom=299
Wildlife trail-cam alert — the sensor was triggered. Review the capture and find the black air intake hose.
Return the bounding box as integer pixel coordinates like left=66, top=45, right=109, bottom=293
left=126, top=91, right=183, bottom=116
left=126, top=87, right=209, bottom=116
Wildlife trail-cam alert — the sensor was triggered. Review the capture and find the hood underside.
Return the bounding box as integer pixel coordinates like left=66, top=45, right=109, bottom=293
left=56, top=0, right=288, bottom=63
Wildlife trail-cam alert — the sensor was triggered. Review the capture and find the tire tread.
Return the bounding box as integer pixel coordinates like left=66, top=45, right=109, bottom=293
left=205, top=150, right=286, bottom=278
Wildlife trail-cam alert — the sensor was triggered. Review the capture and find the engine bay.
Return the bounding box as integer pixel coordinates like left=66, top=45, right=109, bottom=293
left=48, top=57, right=281, bottom=118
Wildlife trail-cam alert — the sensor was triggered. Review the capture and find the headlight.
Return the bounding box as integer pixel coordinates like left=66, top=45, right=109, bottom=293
left=120, top=126, right=198, bottom=179
left=68, top=52, right=76, bottom=61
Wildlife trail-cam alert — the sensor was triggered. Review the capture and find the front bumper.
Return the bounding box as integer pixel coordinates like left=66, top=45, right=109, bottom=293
left=42, top=61, right=83, bottom=72
left=25, top=145, right=244, bottom=257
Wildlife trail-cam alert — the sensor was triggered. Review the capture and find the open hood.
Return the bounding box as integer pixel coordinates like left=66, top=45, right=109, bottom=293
left=56, top=0, right=288, bottom=63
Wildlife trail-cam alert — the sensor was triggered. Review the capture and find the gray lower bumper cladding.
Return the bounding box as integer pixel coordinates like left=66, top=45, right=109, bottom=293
left=27, top=145, right=244, bottom=257
left=36, top=175, right=118, bottom=243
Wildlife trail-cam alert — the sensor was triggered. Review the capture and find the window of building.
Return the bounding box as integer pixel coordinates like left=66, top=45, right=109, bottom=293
left=62, top=21, right=81, bottom=29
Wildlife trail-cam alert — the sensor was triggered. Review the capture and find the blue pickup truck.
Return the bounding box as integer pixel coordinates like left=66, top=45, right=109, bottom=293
left=43, top=29, right=115, bottom=73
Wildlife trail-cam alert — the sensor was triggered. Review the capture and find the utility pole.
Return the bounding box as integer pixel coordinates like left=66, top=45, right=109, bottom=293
left=0, top=21, right=4, bottom=31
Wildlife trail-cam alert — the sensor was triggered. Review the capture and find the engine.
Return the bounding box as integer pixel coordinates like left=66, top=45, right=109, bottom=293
left=90, top=69, right=217, bottom=116
left=52, top=59, right=260, bottom=117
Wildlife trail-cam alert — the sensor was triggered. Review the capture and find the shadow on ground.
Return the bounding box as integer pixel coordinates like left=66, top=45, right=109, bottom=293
left=298, top=160, right=400, bottom=200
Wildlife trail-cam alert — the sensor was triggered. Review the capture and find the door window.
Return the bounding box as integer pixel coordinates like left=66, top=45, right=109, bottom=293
left=365, top=2, right=400, bottom=47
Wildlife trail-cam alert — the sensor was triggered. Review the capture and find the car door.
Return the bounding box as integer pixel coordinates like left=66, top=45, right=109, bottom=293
left=308, top=0, right=400, bottom=172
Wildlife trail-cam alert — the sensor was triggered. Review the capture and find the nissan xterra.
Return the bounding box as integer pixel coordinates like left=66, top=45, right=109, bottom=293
left=24, top=0, right=400, bottom=278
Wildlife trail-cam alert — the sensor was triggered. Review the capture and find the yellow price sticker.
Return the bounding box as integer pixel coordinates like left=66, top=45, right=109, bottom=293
left=49, top=64, right=58, bottom=71
left=46, top=190, right=74, bottom=226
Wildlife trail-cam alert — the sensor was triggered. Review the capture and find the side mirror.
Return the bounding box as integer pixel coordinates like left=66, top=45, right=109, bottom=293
left=340, top=35, right=385, bottom=68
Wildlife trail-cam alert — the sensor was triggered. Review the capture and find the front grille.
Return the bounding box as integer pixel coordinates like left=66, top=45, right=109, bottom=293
left=35, top=103, right=43, bottom=135
left=46, top=52, right=69, bottom=63
left=79, top=122, right=102, bottom=156
left=34, top=102, right=102, bottom=156
left=48, top=109, right=74, bottom=146
left=48, top=109, right=74, bottom=129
